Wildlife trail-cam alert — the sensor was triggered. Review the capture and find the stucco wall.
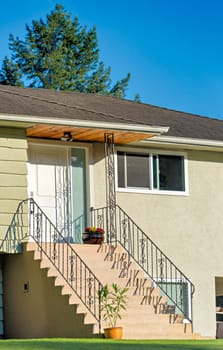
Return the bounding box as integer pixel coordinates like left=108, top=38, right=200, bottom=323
left=92, top=143, right=107, bottom=207
left=92, top=143, right=223, bottom=337
left=0, top=127, right=28, bottom=239
left=3, top=249, right=97, bottom=338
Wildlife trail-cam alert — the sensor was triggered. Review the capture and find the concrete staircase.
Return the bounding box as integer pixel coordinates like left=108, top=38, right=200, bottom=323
left=25, top=241, right=198, bottom=339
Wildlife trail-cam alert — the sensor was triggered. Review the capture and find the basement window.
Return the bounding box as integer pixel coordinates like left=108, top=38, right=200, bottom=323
left=116, top=151, right=187, bottom=194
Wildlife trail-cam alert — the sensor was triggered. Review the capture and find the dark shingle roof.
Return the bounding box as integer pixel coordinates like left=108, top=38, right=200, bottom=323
left=0, top=84, right=223, bottom=142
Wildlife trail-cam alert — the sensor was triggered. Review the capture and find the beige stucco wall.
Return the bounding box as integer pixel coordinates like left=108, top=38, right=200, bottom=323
left=92, top=143, right=107, bottom=207
left=3, top=249, right=97, bottom=338
left=0, top=127, right=28, bottom=238
left=92, top=143, right=223, bottom=337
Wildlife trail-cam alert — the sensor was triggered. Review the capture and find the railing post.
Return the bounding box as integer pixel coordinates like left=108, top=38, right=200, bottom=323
left=104, top=133, right=117, bottom=244
left=90, top=206, right=94, bottom=227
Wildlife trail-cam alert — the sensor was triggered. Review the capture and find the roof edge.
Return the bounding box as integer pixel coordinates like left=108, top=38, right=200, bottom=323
left=0, top=113, right=169, bottom=135
left=143, top=135, right=223, bottom=150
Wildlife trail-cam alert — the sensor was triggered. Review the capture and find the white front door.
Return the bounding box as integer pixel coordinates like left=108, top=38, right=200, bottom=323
left=28, top=145, right=71, bottom=239
left=28, top=144, right=88, bottom=242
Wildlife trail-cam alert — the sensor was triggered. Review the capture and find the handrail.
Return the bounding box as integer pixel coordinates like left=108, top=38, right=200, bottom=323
left=91, top=204, right=195, bottom=323
left=0, top=199, right=102, bottom=332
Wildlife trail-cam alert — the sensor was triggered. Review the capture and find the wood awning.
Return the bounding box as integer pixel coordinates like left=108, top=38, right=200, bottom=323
left=26, top=124, right=156, bottom=144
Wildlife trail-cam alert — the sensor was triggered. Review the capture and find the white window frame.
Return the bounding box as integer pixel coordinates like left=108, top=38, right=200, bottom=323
left=115, top=147, right=189, bottom=196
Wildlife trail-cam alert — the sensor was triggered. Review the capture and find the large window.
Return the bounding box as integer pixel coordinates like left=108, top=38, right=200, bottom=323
left=117, top=151, right=186, bottom=193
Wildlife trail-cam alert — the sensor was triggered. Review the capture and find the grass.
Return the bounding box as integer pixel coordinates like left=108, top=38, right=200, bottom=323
left=0, top=339, right=223, bottom=350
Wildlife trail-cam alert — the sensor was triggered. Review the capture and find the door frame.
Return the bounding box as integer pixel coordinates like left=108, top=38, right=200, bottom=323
left=27, top=139, right=93, bottom=241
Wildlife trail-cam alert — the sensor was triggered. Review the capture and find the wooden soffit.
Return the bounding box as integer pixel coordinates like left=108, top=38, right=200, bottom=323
left=26, top=124, right=155, bottom=144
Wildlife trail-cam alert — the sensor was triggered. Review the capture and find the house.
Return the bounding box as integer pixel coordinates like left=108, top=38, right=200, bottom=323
left=0, top=84, right=223, bottom=339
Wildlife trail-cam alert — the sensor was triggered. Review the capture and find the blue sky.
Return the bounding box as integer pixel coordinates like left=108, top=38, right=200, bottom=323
left=1, top=0, right=223, bottom=119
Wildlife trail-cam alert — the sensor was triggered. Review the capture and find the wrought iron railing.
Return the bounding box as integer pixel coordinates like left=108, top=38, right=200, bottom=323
left=0, top=199, right=102, bottom=331
left=91, top=204, right=195, bottom=323
left=0, top=200, right=28, bottom=254
left=1, top=199, right=194, bottom=326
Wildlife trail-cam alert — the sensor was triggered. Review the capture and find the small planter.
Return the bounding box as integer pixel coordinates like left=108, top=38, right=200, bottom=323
left=98, top=283, right=128, bottom=340
left=104, top=326, right=123, bottom=339
left=82, top=232, right=104, bottom=244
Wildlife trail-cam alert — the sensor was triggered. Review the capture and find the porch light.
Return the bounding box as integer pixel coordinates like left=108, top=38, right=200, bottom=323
left=61, top=131, right=73, bottom=142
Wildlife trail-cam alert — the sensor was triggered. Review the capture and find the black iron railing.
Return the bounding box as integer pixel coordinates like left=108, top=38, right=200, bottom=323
left=91, top=204, right=195, bottom=323
left=0, top=199, right=102, bottom=331
left=1, top=199, right=194, bottom=326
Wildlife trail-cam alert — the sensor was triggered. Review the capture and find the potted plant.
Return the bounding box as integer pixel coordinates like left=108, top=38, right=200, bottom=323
left=82, top=226, right=105, bottom=244
left=98, top=283, right=128, bottom=339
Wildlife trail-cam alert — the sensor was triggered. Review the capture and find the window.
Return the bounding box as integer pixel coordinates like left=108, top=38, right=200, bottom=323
left=117, top=151, right=186, bottom=193
left=153, top=154, right=185, bottom=191
left=117, top=152, right=150, bottom=188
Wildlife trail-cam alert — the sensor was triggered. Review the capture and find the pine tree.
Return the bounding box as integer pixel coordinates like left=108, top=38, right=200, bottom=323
left=6, top=4, right=130, bottom=97
left=0, top=56, right=23, bottom=86
left=110, top=73, right=131, bottom=98
left=134, top=93, right=141, bottom=103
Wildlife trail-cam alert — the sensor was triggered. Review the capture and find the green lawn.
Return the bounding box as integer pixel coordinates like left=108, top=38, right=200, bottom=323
left=0, top=339, right=223, bottom=350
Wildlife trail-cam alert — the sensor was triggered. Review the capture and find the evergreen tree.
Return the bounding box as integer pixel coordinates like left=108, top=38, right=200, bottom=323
left=6, top=4, right=130, bottom=97
left=134, top=93, right=141, bottom=103
left=110, top=73, right=131, bottom=98
left=0, top=56, right=23, bottom=86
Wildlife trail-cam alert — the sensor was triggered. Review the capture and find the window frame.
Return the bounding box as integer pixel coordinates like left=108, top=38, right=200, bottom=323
left=115, top=147, right=189, bottom=196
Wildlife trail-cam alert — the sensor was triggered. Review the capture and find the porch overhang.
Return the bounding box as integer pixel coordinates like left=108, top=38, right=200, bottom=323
left=26, top=124, right=169, bottom=144
left=0, top=113, right=169, bottom=144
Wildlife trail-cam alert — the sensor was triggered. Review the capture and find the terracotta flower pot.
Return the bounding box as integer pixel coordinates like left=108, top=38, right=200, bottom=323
left=104, top=326, right=123, bottom=339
